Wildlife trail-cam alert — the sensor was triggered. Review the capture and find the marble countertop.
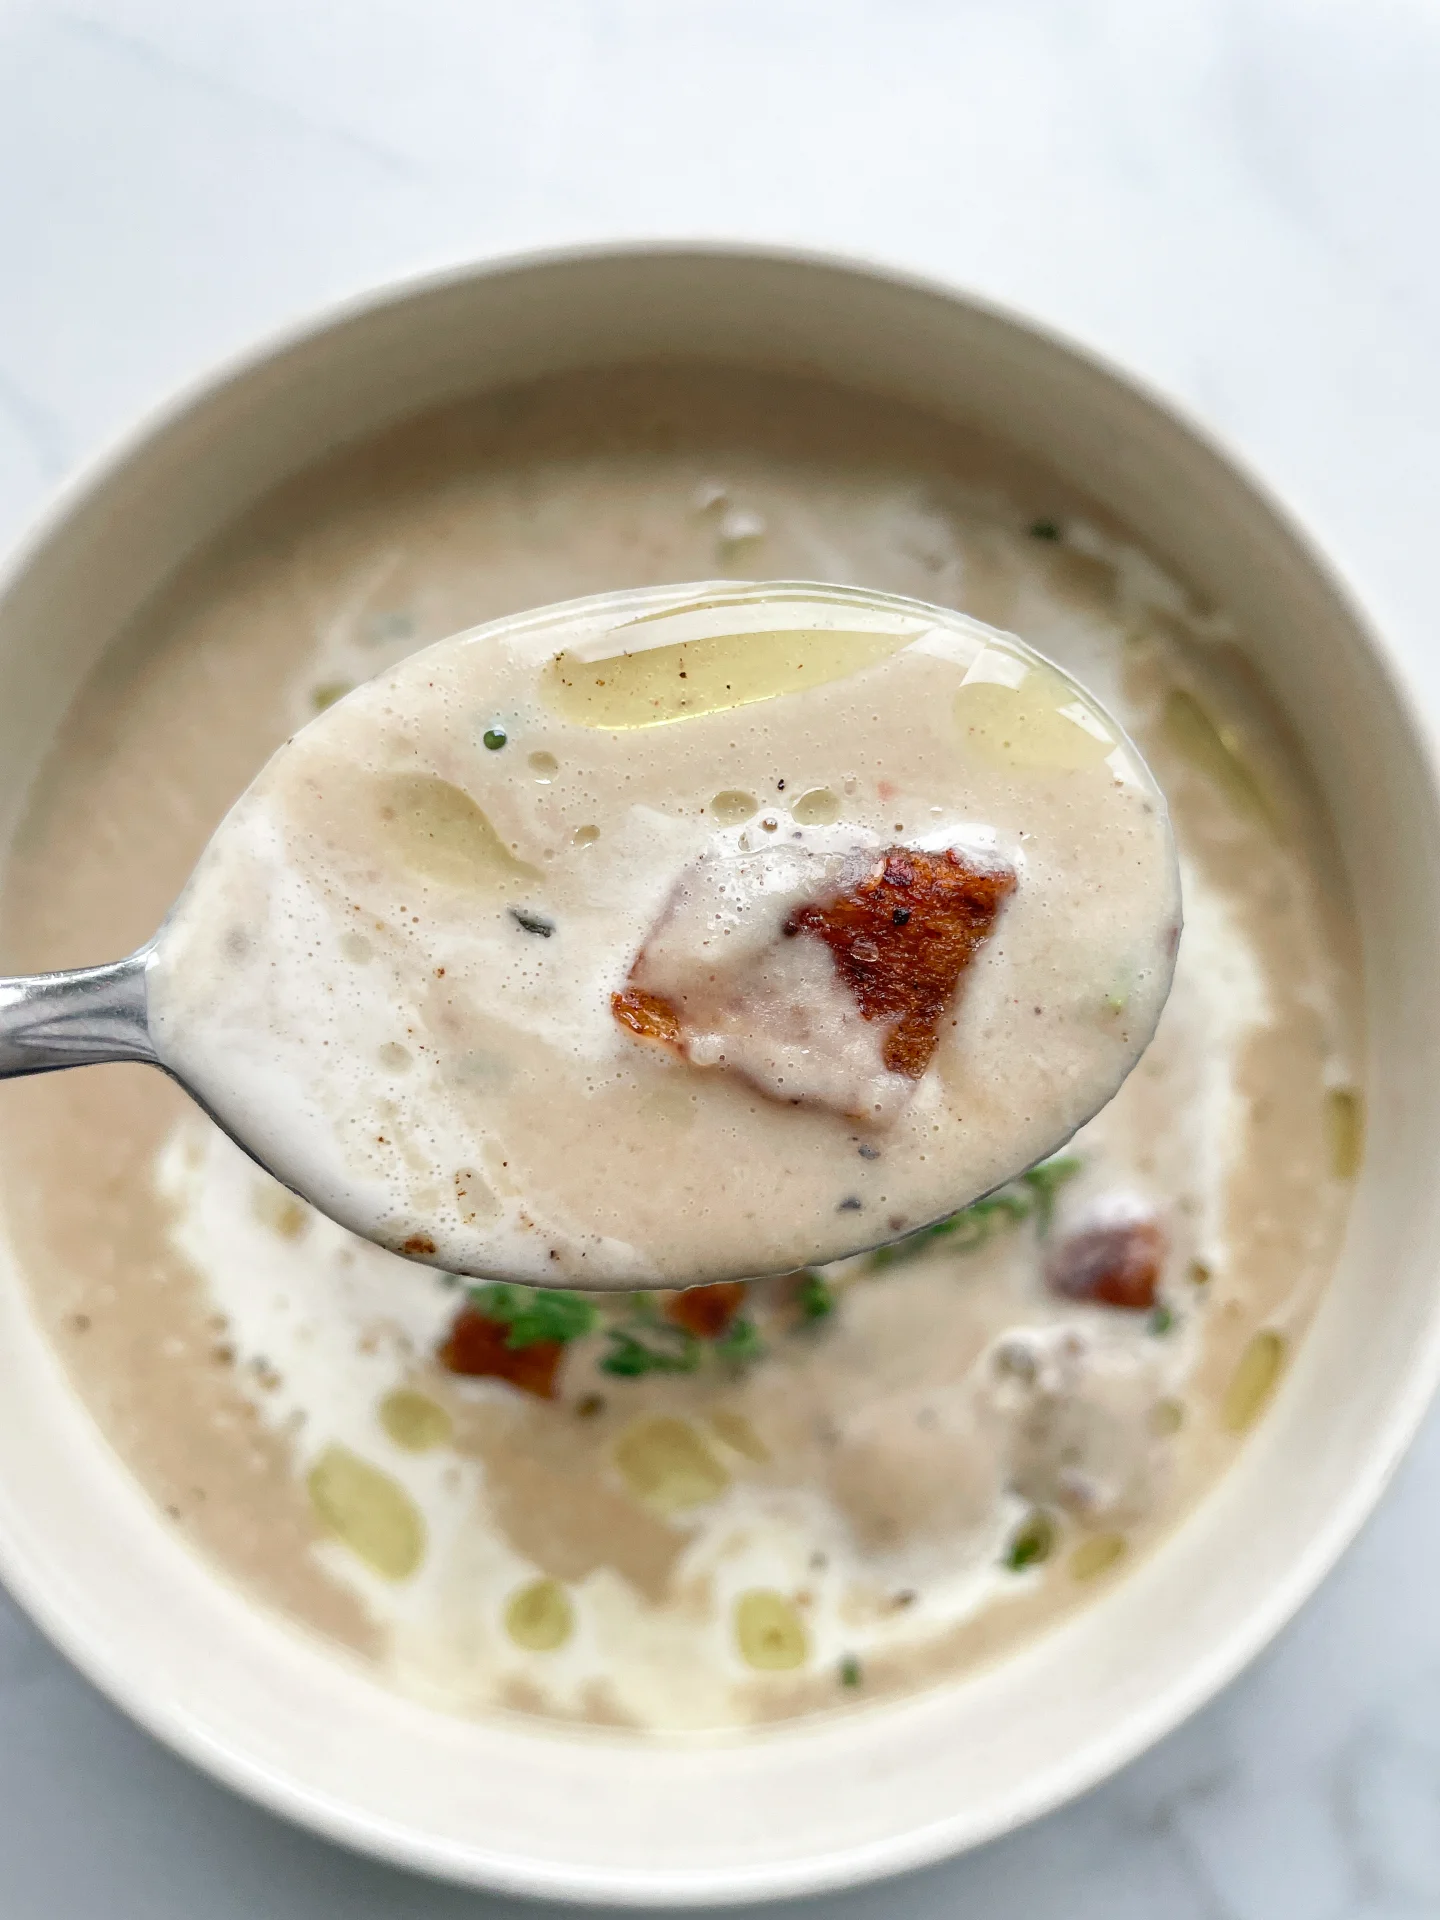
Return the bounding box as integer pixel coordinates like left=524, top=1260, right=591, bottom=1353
left=2, top=2, right=1438, bottom=1913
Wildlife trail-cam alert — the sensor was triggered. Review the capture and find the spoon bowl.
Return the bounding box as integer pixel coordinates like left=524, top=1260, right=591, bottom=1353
left=0, top=580, right=1180, bottom=1287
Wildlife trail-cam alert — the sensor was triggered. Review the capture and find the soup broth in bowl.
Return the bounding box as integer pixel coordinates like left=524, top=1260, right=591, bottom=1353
left=0, top=363, right=1360, bottom=1734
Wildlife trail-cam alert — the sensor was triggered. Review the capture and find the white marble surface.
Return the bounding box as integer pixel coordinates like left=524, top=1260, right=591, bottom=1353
left=2, top=0, right=1439, bottom=1912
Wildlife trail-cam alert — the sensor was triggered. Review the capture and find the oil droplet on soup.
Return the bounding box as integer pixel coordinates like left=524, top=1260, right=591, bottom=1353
left=709, top=790, right=758, bottom=825
left=307, top=1444, right=426, bottom=1579
left=1222, top=1329, right=1286, bottom=1433
left=1325, top=1088, right=1363, bottom=1180
left=791, top=787, right=842, bottom=826
left=1069, top=1533, right=1127, bottom=1581
left=505, top=1577, right=575, bottom=1651
left=372, top=773, right=541, bottom=890
left=378, top=1388, right=452, bottom=1453
left=735, top=1590, right=809, bottom=1670
left=953, top=656, right=1115, bottom=771
left=543, top=626, right=908, bottom=729
left=613, top=1416, right=730, bottom=1514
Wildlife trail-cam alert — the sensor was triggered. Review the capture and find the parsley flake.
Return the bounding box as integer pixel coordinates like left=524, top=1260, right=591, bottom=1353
left=600, top=1320, right=701, bottom=1378
left=796, top=1271, right=835, bottom=1321
left=713, top=1315, right=765, bottom=1365
left=467, top=1284, right=598, bottom=1349
left=869, top=1154, right=1082, bottom=1270
left=1005, top=1510, right=1056, bottom=1570
left=1019, top=1155, right=1083, bottom=1236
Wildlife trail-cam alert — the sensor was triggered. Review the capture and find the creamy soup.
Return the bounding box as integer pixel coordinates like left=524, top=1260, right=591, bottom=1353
left=146, top=583, right=1179, bottom=1285
left=0, top=367, right=1361, bottom=1730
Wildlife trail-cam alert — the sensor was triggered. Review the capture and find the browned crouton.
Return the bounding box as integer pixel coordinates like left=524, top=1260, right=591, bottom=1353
left=437, top=1303, right=564, bottom=1398
left=782, top=847, right=1015, bottom=1077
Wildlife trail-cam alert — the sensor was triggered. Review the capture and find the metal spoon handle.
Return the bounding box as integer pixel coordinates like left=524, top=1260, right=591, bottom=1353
left=0, top=948, right=156, bottom=1077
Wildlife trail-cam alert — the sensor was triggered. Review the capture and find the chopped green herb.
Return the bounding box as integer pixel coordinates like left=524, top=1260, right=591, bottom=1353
left=1029, top=518, right=1062, bottom=541
left=796, top=1271, right=835, bottom=1321
left=1148, top=1303, right=1175, bottom=1336
left=839, top=1654, right=862, bottom=1688
left=1005, top=1509, right=1056, bottom=1571
left=940, top=1192, right=1031, bottom=1250
left=467, top=1284, right=598, bottom=1349
left=600, top=1323, right=702, bottom=1378
left=310, top=680, right=352, bottom=712
left=1019, top=1155, right=1083, bottom=1236
left=713, top=1316, right=765, bottom=1365
left=869, top=1153, right=1082, bottom=1271
left=869, top=1192, right=1023, bottom=1270
left=482, top=726, right=508, bottom=751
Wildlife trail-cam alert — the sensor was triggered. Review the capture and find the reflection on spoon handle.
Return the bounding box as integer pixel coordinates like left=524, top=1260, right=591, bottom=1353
left=0, top=947, right=156, bottom=1078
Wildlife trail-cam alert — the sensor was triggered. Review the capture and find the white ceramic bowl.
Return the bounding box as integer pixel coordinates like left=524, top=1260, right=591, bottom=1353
left=1, top=245, right=1438, bottom=1906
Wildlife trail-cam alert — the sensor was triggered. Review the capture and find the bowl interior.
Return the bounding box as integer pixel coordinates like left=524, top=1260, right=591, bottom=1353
left=0, top=248, right=1437, bottom=1905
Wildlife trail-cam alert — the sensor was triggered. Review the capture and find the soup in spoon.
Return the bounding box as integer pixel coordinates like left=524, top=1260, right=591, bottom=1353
left=144, top=581, right=1180, bottom=1286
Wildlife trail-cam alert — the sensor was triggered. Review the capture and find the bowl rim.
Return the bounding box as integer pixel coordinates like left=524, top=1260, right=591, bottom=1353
left=2, top=238, right=1439, bottom=1905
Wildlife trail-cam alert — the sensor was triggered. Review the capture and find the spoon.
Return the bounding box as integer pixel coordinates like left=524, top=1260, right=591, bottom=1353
left=0, top=951, right=154, bottom=1077
left=0, top=581, right=1181, bottom=1288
